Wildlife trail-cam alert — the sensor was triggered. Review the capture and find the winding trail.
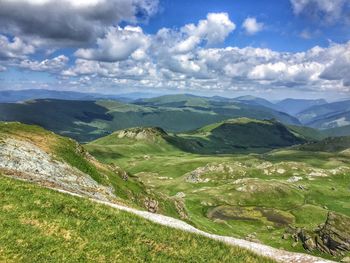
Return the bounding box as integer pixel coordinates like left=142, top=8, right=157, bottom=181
left=54, top=188, right=335, bottom=263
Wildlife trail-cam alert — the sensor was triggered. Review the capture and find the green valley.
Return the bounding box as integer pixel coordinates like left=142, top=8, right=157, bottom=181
left=86, top=119, right=350, bottom=262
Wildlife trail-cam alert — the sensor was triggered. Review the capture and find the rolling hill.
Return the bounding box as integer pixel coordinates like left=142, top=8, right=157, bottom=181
left=178, top=118, right=307, bottom=154
left=233, top=95, right=281, bottom=111
left=86, top=118, right=350, bottom=261
left=136, top=94, right=300, bottom=123
left=87, top=118, right=307, bottom=157
left=0, top=122, right=276, bottom=262
left=295, top=136, right=350, bottom=153
left=0, top=96, right=300, bottom=142
left=322, top=124, right=350, bottom=137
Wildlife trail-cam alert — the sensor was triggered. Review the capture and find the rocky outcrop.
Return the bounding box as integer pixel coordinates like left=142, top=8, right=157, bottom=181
left=144, top=197, right=159, bottom=213
left=284, top=212, right=350, bottom=256
left=115, top=127, right=167, bottom=142
left=185, top=162, right=246, bottom=183
left=0, top=138, right=115, bottom=201
left=314, top=212, right=350, bottom=255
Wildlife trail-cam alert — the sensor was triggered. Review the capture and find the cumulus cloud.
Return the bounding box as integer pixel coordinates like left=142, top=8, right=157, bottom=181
left=0, top=35, right=35, bottom=59
left=75, top=26, right=149, bottom=62
left=290, top=0, right=349, bottom=25
left=0, top=0, right=159, bottom=46
left=172, top=12, right=236, bottom=53
left=242, top=17, right=264, bottom=35
left=1, top=10, right=350, bottom=94
left=19, top=55, right=69, bottom=72
left=319, top=42, right=350, bottom=86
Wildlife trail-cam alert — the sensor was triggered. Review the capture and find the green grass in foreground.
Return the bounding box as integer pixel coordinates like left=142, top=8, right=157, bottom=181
left=0, top=176, right=274, bottom=263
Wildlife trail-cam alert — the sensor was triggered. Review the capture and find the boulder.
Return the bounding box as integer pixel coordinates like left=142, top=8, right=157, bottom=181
left=144, top=197, right=159, bottom=213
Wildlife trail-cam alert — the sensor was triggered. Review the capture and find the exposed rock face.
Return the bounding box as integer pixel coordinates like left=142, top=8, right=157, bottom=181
left=144, top=197, right=159, bottom=213
left=285, top=212, right=350, bottom=256
left=115, top=127, right=167, bottom=142
left=0, top=138, right=115, bottom=201
left=315, top=212, right=350, bottom=255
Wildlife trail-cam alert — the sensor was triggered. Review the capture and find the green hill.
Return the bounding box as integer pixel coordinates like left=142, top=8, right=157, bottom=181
left=179, top=118, right=307, bottom=154
left=0, top=122, right=178, bottom=216
left=136, top=94, right=300, bottom=126
left=86, top=119, right=350, bottom=261
left=286, top=125, right=326, bottom=141
left=0, top=97, right=300, bottom=143
left=322, top=124, right=350, bottom=137
left=296, top=136, right=350, bottom=153
left=0, top=176, right=273, bottom=263
left=87, top=118, right=307, bottom=158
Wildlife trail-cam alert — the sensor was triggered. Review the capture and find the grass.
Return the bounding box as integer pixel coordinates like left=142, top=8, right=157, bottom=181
left=86, top=129, right=350, bottom=261
left=0, top=122, right=180, bottom=216
left=0, top=95, right=301, bottom=143
left=0, top=176, right=274, bottom=263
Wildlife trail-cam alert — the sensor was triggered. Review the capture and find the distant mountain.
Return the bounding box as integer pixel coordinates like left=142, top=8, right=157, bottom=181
left=307, top=111, right=350, bottom=129
left=0, top=96, right=300, bottom=142
left=276, top=98, right=327, bottom=116
left=136, top=94, right=300, bottom=125
left=0, top=89, right=127, bottom=103
left=0, top=89, right=162, bottom=103
left=234, top=95, right=281, bottom=111
left=297, top=100, right=350, bottom=128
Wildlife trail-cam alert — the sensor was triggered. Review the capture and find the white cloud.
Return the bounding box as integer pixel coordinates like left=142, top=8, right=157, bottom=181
left=20, top=55, right=69, bottom=72
left=290, top=0, right=349, bottom=25
left=0, top=0, right=159, bottom=46
left=1, top=11, right=350, bottom=95
left=75, top=26, right=149, bottom=62
left=173, top=12, right=236, bottom=53
left=319, top=42, right=350, bottom=86
left=0, top=35, right=35, bottom=59
left=242, top=17, right=264, bottom=35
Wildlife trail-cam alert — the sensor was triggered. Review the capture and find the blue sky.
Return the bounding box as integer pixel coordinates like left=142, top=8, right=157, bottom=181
left=0, top=0, right=349, bottom=100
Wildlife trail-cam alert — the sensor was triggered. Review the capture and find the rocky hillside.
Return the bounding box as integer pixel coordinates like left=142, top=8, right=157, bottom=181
left=0, top=122, right=177, bottom=214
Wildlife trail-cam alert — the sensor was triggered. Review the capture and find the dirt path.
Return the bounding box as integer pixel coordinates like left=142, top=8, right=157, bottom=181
left=54, top=188, right=335, bottom=263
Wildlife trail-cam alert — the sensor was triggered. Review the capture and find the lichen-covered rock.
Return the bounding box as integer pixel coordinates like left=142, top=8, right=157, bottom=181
left=315, top=212, right=350, bottom=255
left=144, top=197, right=159, bottom=213
left=286, top=212, right=350, bottom=256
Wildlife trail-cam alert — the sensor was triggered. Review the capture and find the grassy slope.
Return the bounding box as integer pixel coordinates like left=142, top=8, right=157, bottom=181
left=177, top=118, right=306, bottom=154
left=0, top=122, right=179, bottom=216
left=88, top=118, right=307, bottom=156
left=322, top=124, right=350, bottom=137
left=86, top=124, right=350, bottom=261
left=0, top=176, right=274, bottom=263
left=295, top=136, right=350, bottom=152
left=286, top=125, right=326, bottom=141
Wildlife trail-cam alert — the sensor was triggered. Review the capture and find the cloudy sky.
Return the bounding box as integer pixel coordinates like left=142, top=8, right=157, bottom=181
left=0, top=0, right=349, bottom=99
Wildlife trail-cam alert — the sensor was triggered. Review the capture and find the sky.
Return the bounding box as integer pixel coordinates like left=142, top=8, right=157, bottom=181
left=0, top=0, right=350, bottom=100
